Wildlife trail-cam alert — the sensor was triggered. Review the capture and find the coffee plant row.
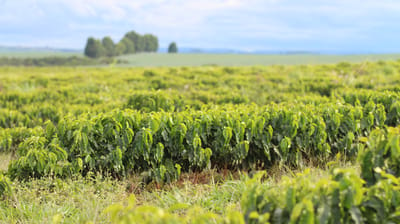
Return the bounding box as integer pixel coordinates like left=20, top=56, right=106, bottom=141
left=4, top=98, right=394, bottom=182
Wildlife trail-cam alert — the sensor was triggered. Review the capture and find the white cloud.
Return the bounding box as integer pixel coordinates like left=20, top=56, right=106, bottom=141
left=56, top=0, right=249, bottom=18
left=0, top=0, right=399, bottom=51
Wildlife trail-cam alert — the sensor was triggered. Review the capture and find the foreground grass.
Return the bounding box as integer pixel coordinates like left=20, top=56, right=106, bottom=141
left=0, top=151, right=354, bottom=223
left=0, top=172, right=243, bottom=223
left=0, top=175, right=127, bottom=223
left=0, top=162, right=353, bottom=224
left=0, top=153, right=12, bottom=172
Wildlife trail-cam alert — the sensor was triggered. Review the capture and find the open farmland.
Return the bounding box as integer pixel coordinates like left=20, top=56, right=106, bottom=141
left=2, top=50, right=400, bottom=67
left=0, top=49, right=81, bottom=58
left=118, top=53, right=400, bottom=67
left=1, top=61, right=400, bottom=223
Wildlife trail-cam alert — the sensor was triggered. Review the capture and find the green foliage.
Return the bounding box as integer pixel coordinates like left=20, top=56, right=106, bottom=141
left=0, top=173, right=12, bottom=198
left=7, top=135, right=77, bottom=180
left=120, top=37, right=135, bottom=54
left=102, top=36, right=116, bottom=57
left=168, top=42, right=178, bottom=53
left=104, top=194, right=245, bottom=224
left=143, top=34, right=159, bottom=52
left=0, top=126, right=43, bottom=153
left=241, top=168, right=400, bottom=224
left=115, top=41, right=127, bottom=55
left=0, top=56, right=116, bottom=66
left=124, top=31, right=142, bottom=52
left=102, top=167, right=400, bottom=224
left=4, top=100, right=393, bottom=182
left=118, top=30, right=158, bottom=54
left=126, top=92, right=185, bottom=112
left=358, top=127, right=400, bottom=185
left=0, top=61, right=398, bottom=183
left=0, top=174, right=128, bottom=223
left=84, top=37, right=106, bottom=58
left=1, top=60, right=400, bottom=222
left=0, top=61, right=398, bottom=181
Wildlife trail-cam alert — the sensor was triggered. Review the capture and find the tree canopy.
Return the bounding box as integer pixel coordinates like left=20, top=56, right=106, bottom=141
left=84, top=37, right=106, bottom=58
left=168, top=42, right=178, bottom=53
left=143, top=34, right=159, bottom=52
left=102, top=36, right=116, bottom=57
left=84, top=30, right=161, bottom=58
left=120, top=37, right=135, bottom=54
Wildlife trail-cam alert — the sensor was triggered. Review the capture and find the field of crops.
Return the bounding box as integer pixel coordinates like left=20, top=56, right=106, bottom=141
left=117, top=53, right=400, bottom=67
left=2, top=51, right=400, bottom=66
left=1, top=60, right=400, bottom=223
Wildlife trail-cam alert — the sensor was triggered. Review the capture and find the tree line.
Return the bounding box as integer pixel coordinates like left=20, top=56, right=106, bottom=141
left=0, top=56, right=121, bottom=67
left=85, top=31, right=158, bottom=58
left=85, top=30, right=178, bottom=58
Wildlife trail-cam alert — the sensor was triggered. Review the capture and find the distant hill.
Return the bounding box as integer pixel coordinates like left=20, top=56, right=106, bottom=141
left=158, top=47, right=318, bottom=54
left=0, top=46, right=82, bottom=58
left=158, top=47, right=251, bottom=54
left=0, top=45, right=390, bottom=57
left=0, top=46, right=81, bottom=53
left=2, top=45, right=317, bottom=56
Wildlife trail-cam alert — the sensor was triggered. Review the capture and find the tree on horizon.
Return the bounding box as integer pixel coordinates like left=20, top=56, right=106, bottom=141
left=84, top=37, right=105, bottom=58
left=168, top=42, right=178, bottom=53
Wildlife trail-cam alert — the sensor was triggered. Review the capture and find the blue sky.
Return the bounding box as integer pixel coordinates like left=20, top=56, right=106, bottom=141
left=0, top=0, right=399, bottom=53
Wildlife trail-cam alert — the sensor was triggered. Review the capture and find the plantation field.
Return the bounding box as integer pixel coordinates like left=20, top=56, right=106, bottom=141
left=117, top=53, right=400, bottom=67
left=1, top=60, right=400, bottom=223
left=1, top=50, right=400, bottom=67
left=0, top=51, right=81, bottom=58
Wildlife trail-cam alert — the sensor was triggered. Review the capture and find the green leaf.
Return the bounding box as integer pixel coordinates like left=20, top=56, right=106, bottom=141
left=350, top=206, right=363, bottom=224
